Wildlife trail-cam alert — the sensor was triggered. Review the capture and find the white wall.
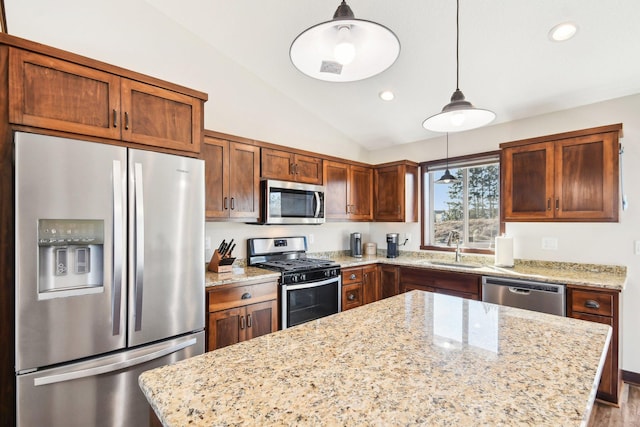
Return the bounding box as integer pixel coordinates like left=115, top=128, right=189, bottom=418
left=367, top=93, right=640, bottom=374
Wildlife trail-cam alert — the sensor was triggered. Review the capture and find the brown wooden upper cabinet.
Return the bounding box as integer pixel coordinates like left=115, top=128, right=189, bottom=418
left=501, top=124, right=621, bottom=222
left=374, top=161, right=419, bottom=222
left=323, top=160, right=373, bottom=221
left=202, top=135, right=260, bottom=221
left=9, top=48, right=204, bottom=153
left=261, top=147, right=323, bottom=185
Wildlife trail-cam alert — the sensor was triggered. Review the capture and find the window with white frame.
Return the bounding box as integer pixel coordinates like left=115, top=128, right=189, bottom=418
left=421, top=152, right=500, bottom=253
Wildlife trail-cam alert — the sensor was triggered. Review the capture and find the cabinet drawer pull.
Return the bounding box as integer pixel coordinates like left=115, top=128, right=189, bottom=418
left=113, top=109, right=118, bottom=128
left=585, top=300, right=600, bottom=310
left=241, top=292, right=252, bottom=300
left=555, top=198, right=559, bottom=211
left=348, top=292, right=356, bottom=301
left=247, top=314, right=252, bottom=328
left=547, top=198, right=551, bottom=211
left=124, top=112, right=130, bottom=130
left=224, top=197, right=228, bottom=210
left=290, top=163, right=295, bottom=175
left=350, top=273, right=357, bottom=280
left=240, top=315, right=245, bottom=330
left=231, top=197, right=235, bottom=210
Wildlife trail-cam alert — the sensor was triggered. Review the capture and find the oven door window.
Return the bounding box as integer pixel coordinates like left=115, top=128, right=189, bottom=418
left=286, top=280, right=339, bottom=328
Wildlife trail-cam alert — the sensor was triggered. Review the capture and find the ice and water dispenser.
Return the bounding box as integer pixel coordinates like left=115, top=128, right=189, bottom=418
left=38, top=219, right=104, bottom=299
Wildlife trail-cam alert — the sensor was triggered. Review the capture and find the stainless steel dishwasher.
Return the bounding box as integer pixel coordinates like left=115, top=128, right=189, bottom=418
left=482, top=276, right=566, bottom=316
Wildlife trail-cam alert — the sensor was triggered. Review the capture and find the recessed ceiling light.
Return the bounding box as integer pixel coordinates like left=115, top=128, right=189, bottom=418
left=379, top=90, right=395, bottom=101
left=549, top=22, right=578, bottom=42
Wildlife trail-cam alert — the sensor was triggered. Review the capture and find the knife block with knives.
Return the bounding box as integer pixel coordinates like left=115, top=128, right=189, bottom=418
left=208, top=239, right=236, bottom=273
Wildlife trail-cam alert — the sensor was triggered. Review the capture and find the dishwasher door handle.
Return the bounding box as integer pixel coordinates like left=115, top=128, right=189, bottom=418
left=508, top=287, right=531, bottom=295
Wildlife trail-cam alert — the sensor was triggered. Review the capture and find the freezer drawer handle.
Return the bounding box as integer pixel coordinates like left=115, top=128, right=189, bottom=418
left=508, top=287, right=531, bottom=295
left=33, top=338, right=197, bottom=387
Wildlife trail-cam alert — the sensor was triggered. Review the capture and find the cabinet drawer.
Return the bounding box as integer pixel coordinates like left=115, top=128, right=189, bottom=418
left=571, top=290, right=613, bottom=317
left=400, top=267, right=480, bottom=297
left=207, top=281, right=278, bottom=312
left=342, top=268, right=363, bottom=285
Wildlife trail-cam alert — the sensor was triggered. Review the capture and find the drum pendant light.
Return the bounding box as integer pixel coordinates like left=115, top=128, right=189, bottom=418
left=423, top=0, right=495, bottom=132
left=436, top=133, right=460, bottom=184
left=289, top=1, right=400, bottom=82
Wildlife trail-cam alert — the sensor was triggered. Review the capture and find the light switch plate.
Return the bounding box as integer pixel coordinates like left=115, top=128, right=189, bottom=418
left=635, top=240, right=640, bottom=255
left=542, top=237, right=558, bottom=250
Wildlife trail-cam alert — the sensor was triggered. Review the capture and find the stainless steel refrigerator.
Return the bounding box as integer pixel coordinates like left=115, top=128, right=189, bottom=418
left=14, top=132, right=205, bottom=426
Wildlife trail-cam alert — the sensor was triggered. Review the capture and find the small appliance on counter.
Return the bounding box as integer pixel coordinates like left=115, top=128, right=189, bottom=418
left=350, top=232, right=362, bottom=258
left=386, top=233, right=400, bottom=258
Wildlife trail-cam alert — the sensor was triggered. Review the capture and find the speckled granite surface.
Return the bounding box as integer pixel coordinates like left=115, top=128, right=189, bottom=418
left=206, top=252, right=626, bottom=291
left=205, top=266, right=280, bottom=288
left=139, top=291, right=611, bottom=426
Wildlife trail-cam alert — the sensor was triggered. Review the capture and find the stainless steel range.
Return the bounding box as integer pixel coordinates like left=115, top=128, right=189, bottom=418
left=247, top=236, right=341, bottom=329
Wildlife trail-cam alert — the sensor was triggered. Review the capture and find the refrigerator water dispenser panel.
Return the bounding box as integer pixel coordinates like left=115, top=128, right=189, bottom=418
left=38, top=219, right=105, bottom=299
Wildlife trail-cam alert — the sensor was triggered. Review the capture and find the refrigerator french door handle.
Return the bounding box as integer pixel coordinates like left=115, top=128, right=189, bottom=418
left=134, top=162, right=145, bottom=331
left=112, top=160, right=124, bottom=336
left=32, top=338, right=197, bottom=387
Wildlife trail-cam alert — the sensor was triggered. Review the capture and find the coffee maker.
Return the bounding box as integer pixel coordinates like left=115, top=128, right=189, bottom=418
left=386, top=233, right=400, bottom=258
left=350, top=232, right=362, bottom=258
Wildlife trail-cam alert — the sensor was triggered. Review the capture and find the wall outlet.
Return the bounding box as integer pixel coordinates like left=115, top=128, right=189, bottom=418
left=542, top=237, right=558, bottom=250
left=308, top=233, right=314, bottom=244
left=635, top=240, right=640, bottom=255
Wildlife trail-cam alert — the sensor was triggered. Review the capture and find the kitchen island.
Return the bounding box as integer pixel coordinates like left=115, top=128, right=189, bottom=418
left=140, top=290, right=610, bottom=426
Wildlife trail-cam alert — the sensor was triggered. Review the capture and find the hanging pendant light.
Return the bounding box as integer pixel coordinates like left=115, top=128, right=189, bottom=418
left=289, top=1, right=400, bottom=82
left=436, top=133, right=460, bottom=184
left=423, top=0, right=495, bottom=132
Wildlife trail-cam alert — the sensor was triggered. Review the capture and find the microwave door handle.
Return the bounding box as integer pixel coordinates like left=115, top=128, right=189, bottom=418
left=112, top=160, right=124, bottom=336
left=134, top=163, right=145, bottom=331
left=314, top=191, right=321, bottom=218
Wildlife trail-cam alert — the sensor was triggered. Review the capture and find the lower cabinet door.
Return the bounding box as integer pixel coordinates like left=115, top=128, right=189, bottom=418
left=207, top=307, right=245, bottom=351
left=245, top=300, right=278, bottom=341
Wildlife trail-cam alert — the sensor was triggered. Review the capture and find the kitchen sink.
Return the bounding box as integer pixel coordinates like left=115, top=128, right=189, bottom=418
left=428, top=260, right=484, bottom=269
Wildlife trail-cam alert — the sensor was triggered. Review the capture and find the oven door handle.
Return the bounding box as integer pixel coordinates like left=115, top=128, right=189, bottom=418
left=284, top=277, right=340, bottom=291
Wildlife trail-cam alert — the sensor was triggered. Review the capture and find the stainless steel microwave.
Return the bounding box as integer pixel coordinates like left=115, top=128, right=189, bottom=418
left=261, top=179, right=325, bottom=224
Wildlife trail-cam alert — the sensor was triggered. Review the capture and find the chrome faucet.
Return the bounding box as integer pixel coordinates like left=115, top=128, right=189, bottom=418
left=447, top=231, right=462, bottom=262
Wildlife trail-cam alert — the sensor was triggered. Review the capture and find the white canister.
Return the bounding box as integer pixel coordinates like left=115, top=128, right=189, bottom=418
left=364, top=242, right=377, bottom=256
left=494, top=235, right=514, bottom=267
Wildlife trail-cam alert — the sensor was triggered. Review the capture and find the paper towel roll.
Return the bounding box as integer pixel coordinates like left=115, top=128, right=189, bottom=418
left=494, top=235, right=514, bottom=267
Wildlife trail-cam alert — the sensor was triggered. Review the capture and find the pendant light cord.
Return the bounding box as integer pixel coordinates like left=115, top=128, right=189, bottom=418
left=456, top=0, right=460, bottom=91
left=446, top=133, right=450, bottom=168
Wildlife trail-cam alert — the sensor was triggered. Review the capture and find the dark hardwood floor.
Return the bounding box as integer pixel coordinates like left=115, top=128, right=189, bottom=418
left=591, top=384, right=640, bottom=426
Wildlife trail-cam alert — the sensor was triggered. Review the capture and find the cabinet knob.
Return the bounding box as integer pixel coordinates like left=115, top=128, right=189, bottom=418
left=348, top=292, right=356, bottom=301
left=241, top=292, right=252, bottom=300
left=585, top=300, right=600, bottom=310
left=350, top=273, right=356, bottom=280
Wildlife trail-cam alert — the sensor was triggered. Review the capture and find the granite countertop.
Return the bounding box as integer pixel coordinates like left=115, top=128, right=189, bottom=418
left=139, top=291, right=611, bottom=426
left=331, top=253, right=627, bottom=291
left=205, top=253, right=626, bottom=291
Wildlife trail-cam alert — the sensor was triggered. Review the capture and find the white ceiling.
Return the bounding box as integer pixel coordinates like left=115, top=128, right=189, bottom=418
left=5, top=0, right=640, bottom=151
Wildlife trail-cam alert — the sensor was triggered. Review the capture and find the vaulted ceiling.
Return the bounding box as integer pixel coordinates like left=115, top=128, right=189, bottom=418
left=5, top=0, right=640, bottom=150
